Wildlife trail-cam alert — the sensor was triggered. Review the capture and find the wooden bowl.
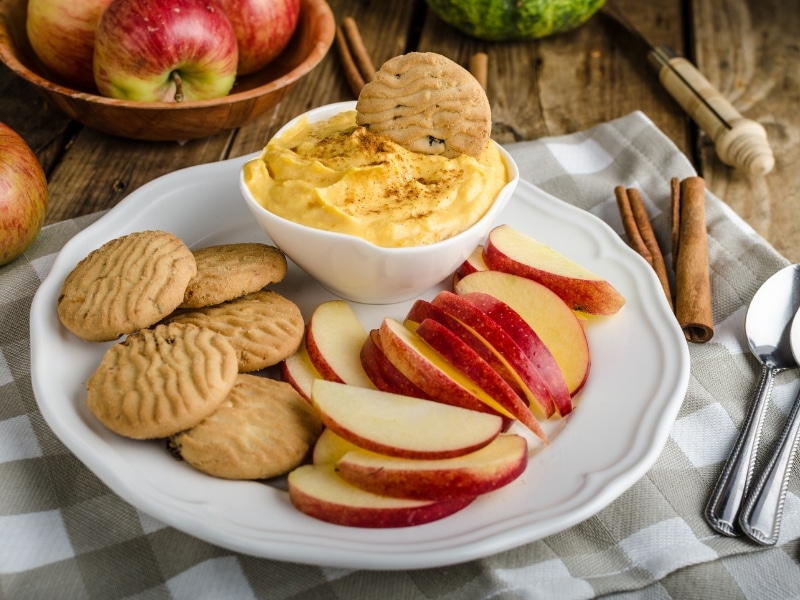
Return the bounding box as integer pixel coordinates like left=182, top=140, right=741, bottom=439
left=0, top=0, right=334, bottom=141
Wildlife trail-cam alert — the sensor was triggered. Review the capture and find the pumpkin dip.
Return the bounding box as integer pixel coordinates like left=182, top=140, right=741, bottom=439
left=242, top=110, right=508, bottom=248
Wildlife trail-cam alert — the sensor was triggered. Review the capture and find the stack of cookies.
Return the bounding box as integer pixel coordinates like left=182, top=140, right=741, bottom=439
left=57, top=230, right=322, bottom=481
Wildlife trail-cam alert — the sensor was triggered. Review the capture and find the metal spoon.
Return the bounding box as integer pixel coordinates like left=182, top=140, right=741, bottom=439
left=739, top=300, right=800, bottom=545
left=705, top=263, right=800, bottom=536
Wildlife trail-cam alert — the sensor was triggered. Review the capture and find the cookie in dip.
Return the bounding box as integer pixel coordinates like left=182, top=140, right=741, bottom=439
left=241, top=110, right=508, bottom=248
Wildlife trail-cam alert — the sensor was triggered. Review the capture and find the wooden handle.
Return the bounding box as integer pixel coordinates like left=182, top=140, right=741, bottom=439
left=656, top=54, right=775, bottom=176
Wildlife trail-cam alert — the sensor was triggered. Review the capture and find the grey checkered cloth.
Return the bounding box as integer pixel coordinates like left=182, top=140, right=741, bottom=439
left=3, top=112, right=799, bottom=599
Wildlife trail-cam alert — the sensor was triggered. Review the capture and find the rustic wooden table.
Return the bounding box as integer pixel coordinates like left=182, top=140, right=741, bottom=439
left=1, top=0, right=797, bottom=261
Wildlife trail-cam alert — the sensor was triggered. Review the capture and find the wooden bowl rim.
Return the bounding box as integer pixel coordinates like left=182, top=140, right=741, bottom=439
left=0, top=0, right=334, bottom=112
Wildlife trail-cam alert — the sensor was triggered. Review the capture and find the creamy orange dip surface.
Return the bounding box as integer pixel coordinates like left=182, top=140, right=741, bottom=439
left=242, top=111, right=508, bottom=248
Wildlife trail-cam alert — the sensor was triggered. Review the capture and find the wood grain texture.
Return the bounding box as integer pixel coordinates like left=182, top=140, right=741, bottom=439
left=0, top=0, right=797, bottom=262
left=229, top=0, right=417, bottom=156
left=0, top=0, right=334, bottom=141
left=417, top=0, right=687, bottom=149
left=692, top=0, right=800, bottom=262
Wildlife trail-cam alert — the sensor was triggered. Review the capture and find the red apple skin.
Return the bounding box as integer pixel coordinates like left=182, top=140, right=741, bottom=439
left=336, top=433, right=528, bottom=501
left=430, top=291, right=557, bottom=419
left=485, top=224, right=626, bottom=315
left=311, top=378, right=503, bottom=460
left=214, top=0, right=300, bottom=75
left=93, top=0, right=239, bottom=102
left=0, top=123, right=48, bottom=267
left=361, top=330, right=430, bottom=399
left=304, top=300, right=374, bottom=388
left=406, top=299, right=526, bottom=399
left=359, top=331, right=391, bottom=390
left=458, top=291, right=573, bottom=417
left=414, top=318, right=546, bottom=442
left=26, top=0, right=114, bottom=91
left=288, top=464, right=474, bottom=528
left=378, top=318, right=502, bottom=418
left=455, top=244, right=490, bottom=279
left=280, top=338, right=319, bottom=402
left=455, top=271, right=591, bottom=397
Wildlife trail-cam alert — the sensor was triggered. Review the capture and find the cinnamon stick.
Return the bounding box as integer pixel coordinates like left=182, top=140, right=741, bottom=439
left=335, top=17, right=374, bottom=98
left=674, top=177, right=714, bottom=342
left=341, top=17, right=375, bottom=83
left=469, top=52, right=488, bottom=90
left=615, top=186, right=674, bottom=310
left=670, top=176, right=681, bottom=269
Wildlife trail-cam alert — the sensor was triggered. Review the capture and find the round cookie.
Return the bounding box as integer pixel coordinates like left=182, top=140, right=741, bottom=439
left=168, top=374, right=323, bottom=480
left=181, top=242, right=287, bottom=309
left=163, top=290, right=305, bottom=372
left=86, top=323, right=238, bottom=439
left=355, top=52, right=491, bottom=159
left=57, top=230, right=197, bottom=342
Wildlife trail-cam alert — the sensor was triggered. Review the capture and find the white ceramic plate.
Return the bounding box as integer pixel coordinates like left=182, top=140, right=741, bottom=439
left=30, top=154, right=690, bottom=570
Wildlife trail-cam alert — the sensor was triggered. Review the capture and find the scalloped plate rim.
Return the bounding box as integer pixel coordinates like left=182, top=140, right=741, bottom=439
left=29, top=154, right=690, bottom=570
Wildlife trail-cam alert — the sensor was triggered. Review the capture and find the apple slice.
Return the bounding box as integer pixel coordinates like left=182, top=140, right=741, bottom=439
left=455, top=245, right=490, bottom=280
left=305, top=300, right=374, bottom=388
left=312, top=428, right=366, bottom=465
left=379, top=317, right=511, bottom=418
left=361, top=329, right=430, bottom=399
left=280, top=338, right=320, bottom=402
left=455, top=271, right=591, bottom=396
left=359, top=329, right=391, bottom=390
left=288, top=464, right=474, bottom=528
left=429, top=291, right=556, bottom=418
left=406, top=299, right=524, bottom=397
left=485, top=224, right=625, bottom=315
left=311, top=379, right=503, bottom=459
left=458, top=291, right=572, bottom=416
left=336, top=433, right=528, bottom=501
left=413, top=318, right=547, bottom=441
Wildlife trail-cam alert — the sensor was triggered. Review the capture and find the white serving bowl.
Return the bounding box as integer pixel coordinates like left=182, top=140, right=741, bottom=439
left=240, top=101, right=519, bottom=304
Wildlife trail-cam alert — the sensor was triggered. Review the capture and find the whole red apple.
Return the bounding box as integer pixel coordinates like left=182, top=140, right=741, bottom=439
left=26, top=0, right=115, bottom=91
left=0, top=123, right=48, bottom=267
left=93, top=0, right=239, bottom=102
left=214, top=0, right=300, bottom=75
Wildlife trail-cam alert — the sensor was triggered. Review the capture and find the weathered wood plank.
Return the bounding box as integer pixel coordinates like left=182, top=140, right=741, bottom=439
left=415, top=0, right=688, bottom=152
left=0, top=64, right=73, bottom=173
left=41, top=130, right=234, bottom=224
left=229, top=0, right=420, bottom=157
left=692, top=0, right=800, bottom=262
left=2, top=0, right=798, bottom=267
left=37, top=0, right=420, bottom=224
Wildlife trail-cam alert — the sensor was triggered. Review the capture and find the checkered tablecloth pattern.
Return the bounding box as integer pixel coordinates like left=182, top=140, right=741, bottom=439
left=3, top=112, right=800, bottom=599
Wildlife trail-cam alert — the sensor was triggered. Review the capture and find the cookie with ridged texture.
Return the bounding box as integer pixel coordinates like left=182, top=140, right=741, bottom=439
left=163, top=290, right=304, bottom=372
left=355, top=52, right=491, bottom=159
left=57, top=230, right=197, bottom=342
left=168, top=373, right=323, bottom=480
left=181, top=243, right=287, bottom=309
left=86, top=323, right=238, bottom=439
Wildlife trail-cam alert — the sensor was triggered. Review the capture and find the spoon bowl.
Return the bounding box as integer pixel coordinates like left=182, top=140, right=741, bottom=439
left=745, top=266, right=800, bottom=368
left=706, top=263, right=800, bottom=537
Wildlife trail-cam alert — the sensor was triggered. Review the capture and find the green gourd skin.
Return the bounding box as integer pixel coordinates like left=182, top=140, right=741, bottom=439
left=424, top=0, right=606, bottom=41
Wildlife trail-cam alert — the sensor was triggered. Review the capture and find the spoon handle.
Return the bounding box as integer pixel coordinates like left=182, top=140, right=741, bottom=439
left=738, top=386, right=800, bottom=545
left=705, top=363, right=775, bottom=536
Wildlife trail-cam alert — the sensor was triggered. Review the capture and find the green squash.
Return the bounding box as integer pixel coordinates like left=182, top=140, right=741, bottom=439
left=425, top=0, right=606, bottom=41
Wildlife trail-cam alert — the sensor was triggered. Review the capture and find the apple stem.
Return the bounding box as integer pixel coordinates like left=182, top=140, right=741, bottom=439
left=171, top=71, right=185, bottom=102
